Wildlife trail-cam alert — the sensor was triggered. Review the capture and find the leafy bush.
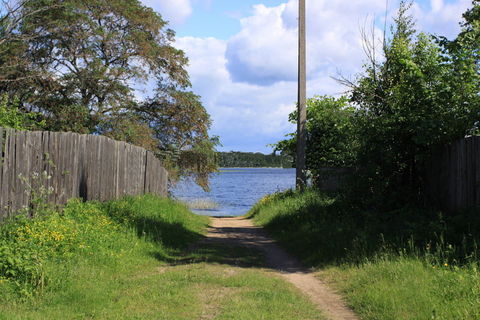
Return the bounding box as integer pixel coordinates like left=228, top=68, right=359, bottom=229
left=0, top=94, right=43, bottom=130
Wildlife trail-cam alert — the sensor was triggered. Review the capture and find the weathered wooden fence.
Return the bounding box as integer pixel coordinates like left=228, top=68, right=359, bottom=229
left=426, top=136, right=480, bottom=214
left=0, top=127, right=168, bottom=220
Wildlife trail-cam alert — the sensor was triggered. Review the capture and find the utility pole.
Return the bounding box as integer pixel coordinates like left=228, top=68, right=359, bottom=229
left=296, top=0, right=307, bottom=191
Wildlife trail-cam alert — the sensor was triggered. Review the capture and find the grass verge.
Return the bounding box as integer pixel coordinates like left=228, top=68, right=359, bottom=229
left=246, top=188, right=480, bottom=319
left=0, top=194, right=323, bottom=319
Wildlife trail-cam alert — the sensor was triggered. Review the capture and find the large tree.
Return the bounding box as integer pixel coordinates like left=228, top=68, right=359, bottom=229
left=0, top=0, right=218, bottom=189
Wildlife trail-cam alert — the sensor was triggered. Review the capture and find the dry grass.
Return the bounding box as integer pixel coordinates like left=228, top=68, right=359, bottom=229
left=184, top=198, right=220, bottom=210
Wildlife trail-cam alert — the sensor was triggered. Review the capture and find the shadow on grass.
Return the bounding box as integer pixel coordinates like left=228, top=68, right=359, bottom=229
left=148, top=240, right=267, bottom=269
left=182, top=242, right=266, bottom=268
left=133, top=217, right=204, bottom=248
left=145, top=217, right=268, bottom=269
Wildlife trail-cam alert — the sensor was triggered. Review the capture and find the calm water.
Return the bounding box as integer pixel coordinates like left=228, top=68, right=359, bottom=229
left=171, top=168, right=296, bottom=216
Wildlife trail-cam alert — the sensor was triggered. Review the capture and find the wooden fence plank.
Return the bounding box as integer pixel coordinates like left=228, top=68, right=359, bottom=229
left=119, top=142, right=126, bottom=198
left=49, top=131, right=59, bottom=206
left=466, top=137, right=475, bottom=209
left=2, top=129, right=13, bottom=215
left=77, top=133, right=87, bottom=200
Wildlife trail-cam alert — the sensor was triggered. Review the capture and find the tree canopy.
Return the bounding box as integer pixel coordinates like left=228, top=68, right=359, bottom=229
left=0, top=0, right=218, bottom=189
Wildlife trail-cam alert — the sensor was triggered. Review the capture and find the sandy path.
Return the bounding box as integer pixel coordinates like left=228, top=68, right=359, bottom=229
left=203, top=217, right=358, bottom=320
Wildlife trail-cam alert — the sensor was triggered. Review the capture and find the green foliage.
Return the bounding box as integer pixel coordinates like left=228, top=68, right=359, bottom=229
left=274, top=1, right=480, bottom=210
left=17, top=170, right=54, bottom=219
left=247, top=189, right=361, bottom=267
left=437, top=0, right=480, bottom=136
left=0, top=194, right=323, bottom=319
left=216, top=151, right=293, bottom=168
left=272, top=95, right=356, bottom=178
left=303, top=96, right=356, bottom=169
left=248, top=188, right=480, bottom=268
left=0, top=94, right=42, bottom=130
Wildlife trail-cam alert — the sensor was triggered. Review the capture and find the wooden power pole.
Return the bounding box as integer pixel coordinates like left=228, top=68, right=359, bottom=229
left=296, top=0, right=307, bottom=191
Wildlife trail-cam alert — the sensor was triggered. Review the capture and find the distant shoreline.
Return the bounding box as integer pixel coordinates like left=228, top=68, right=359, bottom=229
left=218, top=167, right=294, bottom=169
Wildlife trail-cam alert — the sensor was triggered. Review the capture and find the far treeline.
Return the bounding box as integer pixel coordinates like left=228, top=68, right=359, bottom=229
left=216, top=151, right=293, bottom=168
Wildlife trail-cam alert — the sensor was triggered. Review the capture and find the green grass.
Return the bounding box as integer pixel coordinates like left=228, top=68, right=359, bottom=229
left=247, top=188, right=480, bottom=319
left=0, top=194, right=323, bottom=319
left=322, top=257, right=480, bottom=319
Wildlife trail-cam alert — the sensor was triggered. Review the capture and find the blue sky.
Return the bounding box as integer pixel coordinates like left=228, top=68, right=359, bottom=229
left=142, top=0, right=472, bottom=153
left=175, top=0, right=287, bottom=40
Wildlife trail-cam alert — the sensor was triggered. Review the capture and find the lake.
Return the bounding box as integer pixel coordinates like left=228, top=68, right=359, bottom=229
left=171, top=168, right=296, bottom=216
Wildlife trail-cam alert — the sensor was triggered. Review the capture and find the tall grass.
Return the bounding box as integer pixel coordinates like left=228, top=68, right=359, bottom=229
left=246, top=188, right=480, bottom=319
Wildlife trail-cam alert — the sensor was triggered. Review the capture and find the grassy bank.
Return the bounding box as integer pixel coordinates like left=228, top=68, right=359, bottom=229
left=0, top=194, right=323, bottom=319
left=246, top=189, right=480, bottom=319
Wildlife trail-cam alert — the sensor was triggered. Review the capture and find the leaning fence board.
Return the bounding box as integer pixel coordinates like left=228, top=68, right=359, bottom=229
left=6, top=129, right=17, bottom=214
left=0, top=128, right=168, bottom=219
left=0, top=129, right=9, bottom=220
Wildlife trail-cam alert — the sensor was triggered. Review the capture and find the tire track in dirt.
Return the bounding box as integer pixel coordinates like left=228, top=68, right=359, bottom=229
left=202, top=217, right=358, bottom=320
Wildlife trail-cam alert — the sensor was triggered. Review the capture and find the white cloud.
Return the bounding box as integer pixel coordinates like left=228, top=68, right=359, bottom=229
left=224, top=0, right=389, bottom=87
left=431, top=0, right=444, bottom=13
left=414, top=0, right=471, bottom=38
left=175, top=36, right=229, bottom=101
left=145, top=0, right=193, bottom=28
left=176, top=33, right=299, bottom=151
left=225, top=4, right=297, bottom=86
left=193, top=0, right=213, bottom=11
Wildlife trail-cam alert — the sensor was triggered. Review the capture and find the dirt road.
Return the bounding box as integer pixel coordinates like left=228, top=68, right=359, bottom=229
left=201, top=217, right=358, bottom=320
